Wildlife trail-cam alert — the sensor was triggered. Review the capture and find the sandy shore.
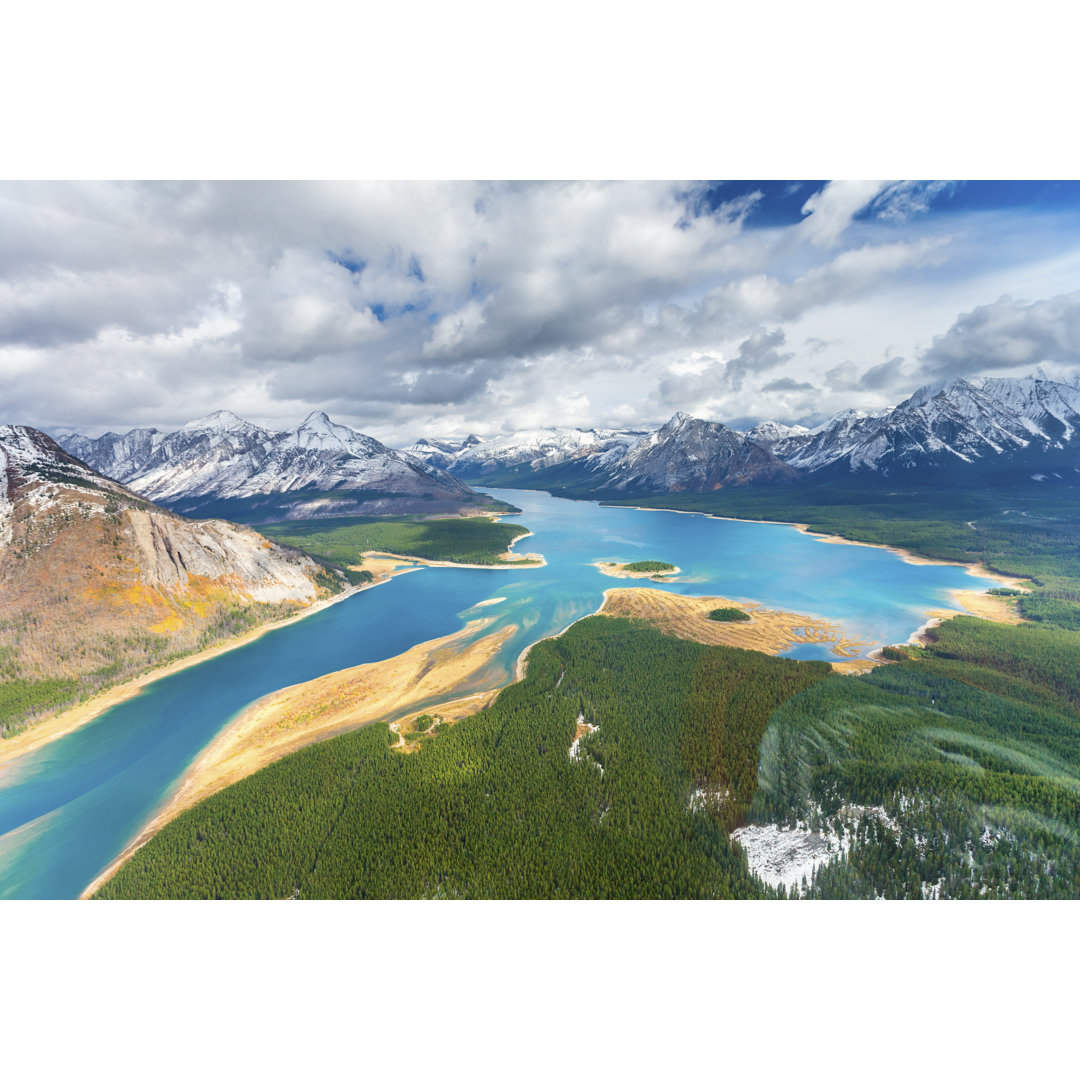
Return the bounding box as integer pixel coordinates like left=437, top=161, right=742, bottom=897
left=81, top=620, right=515, bottom=897
left=631, top=506, right=1028, bottom=590
left=906, top=586, right=1025, bottom=647
left=360, top=546, right=547, bottom=570
left=593, top=561, right=681, bottom=580
left=0, top=549, right=477, bottom=770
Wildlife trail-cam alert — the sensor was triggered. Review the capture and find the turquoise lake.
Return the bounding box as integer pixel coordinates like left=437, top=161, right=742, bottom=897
left=0, top=488, right=997, bottom=899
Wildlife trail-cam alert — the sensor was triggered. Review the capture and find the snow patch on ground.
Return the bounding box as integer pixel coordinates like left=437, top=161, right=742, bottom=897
left=733, top=802, right=906, bottom=894
left=688, top=786, right=731, bottom=813
left=731, top=822, right=842, bottom=892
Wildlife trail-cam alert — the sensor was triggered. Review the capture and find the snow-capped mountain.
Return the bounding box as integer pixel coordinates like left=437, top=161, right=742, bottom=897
left=402, top=427, right=648, bottom=479
left=60, top=410, right=493, bottom=520
left=979, top=375, right=1080, bottom=443
left=584, top=412, right=802, bottom=492
left=760, top=408, right=893, bottom=472
left=742, top=420, right=811, bottom=451
left=756, top=376, right=1080, bottom=476
left=1, top=424, right=144, bottom=548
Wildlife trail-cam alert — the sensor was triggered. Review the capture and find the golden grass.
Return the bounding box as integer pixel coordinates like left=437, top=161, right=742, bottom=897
left=598, top=588, right=874, bottom=668
left=0, top=581, right=374, bottom=769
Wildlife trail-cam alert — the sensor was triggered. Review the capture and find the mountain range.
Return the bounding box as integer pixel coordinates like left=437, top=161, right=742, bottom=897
left=59, top=410, right=498, bottom=521
left=403, top=374, right=1080, bottom=492
left=40, top=374, right=1080, bottom=519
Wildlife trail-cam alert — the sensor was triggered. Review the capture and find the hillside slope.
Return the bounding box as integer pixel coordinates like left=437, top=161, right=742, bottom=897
left=0, top=425, right=340, bottom=736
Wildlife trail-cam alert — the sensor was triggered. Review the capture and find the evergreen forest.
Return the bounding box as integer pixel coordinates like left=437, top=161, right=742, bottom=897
left=261, top=514, right=532, bottom=569
left=97, top=618, right=829, bottom=899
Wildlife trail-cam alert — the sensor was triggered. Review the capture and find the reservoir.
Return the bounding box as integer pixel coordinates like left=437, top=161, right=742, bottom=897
left=0, top=489, right=997, bottom=898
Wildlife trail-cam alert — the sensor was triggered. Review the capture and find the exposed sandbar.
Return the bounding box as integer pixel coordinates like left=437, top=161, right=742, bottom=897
left=82, top=619, right=516, bottom=897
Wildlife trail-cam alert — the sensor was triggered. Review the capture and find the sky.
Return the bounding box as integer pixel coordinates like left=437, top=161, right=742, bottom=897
left=3, top=179, right=1080, bottom=445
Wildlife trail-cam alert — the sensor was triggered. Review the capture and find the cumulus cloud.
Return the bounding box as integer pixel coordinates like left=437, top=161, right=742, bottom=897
left=652, top=327, right=793, bottom=416
left=919, top=290, right=1080, bottom=378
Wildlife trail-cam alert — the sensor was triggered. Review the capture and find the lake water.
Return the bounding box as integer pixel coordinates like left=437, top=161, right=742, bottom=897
left=0, top=489, right=996, bottom=898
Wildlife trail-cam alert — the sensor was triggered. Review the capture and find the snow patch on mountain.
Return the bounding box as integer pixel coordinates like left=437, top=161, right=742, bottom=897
left=59, top=411, right=475, bottom=508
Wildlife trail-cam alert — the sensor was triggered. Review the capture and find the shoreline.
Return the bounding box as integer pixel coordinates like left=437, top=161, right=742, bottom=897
left=907, top=586, right=1025, bottom=647
left=593, top=561, right=681, bottom=580
left=81, top=620, right=515, bottom=898
left=597, top=587, right=875, bottom=669
left=0, top=577, right=389, bottom=770
left=47, top=492, right=1029, bottom=895
left=360, top=546, right=547, bottom=570
left=88, top=587, right=620, bottom=896
left=625, top=504, right=1026, bottom=591
left=514, top=593, right=612, bottom=681
left=622, top=500, right=1030, bottom=662
left=1, top=527, right=545, bottom=771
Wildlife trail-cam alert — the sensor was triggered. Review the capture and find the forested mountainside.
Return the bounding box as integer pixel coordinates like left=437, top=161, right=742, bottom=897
left=97, top=598, right=1080, bottom=900
left=96, top=617, right=832, bottom=899
left=0, top=425, right=340, bottom=737
left=58, top=409, right=498, bottom=522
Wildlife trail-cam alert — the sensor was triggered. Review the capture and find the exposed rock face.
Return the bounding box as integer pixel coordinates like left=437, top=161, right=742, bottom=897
left=0, top=425, right=337, bottom=726
left=59, top=409, right=484, bottom=520
left=402, top=373, right=1080, bottom=494
left=742, top=420, right=810, bottom=450
left=585, top=413, right=802, bottom=492
left=122, top=509, right=320, bottom=604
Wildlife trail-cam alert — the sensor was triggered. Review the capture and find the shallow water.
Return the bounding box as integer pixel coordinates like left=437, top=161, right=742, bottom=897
left=0, top=488, right=995, bottom=898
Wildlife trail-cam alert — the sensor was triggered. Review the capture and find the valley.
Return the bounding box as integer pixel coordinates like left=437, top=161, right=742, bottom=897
left=3, top=374, right=1080, bottom=901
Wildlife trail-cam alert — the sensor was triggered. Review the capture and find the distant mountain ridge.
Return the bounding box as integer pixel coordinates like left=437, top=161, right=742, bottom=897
left=400, top=426, right=648, bottom=479
left=766, top=376, right=1080, bottom=476
left=404, top=373, right=1080, bottom=494
left=60, top=410, right=497, bottom=521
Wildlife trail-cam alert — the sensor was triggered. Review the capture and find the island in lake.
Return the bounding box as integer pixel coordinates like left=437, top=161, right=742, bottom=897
left=594, top=559, right=680, bottom=579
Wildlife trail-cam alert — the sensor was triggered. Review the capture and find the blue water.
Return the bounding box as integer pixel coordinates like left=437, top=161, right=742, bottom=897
left=0, top=489, right=996, bottom=898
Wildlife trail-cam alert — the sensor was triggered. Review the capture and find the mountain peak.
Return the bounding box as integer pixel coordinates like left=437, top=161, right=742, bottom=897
left=297, top=410, right=337, bottom=431
left=664, top=411, right=698, bottom=429
left=900, top=378, right=978, bottom=412
left=181, top=409, right=252, bottom=432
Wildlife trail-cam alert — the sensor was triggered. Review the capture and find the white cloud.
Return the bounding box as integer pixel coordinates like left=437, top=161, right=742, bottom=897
left=797, top=180, right=889, bottom=247
left=919, top=289, right=1080, bottom=378
left=0, top=181, right=1078, bottom=443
